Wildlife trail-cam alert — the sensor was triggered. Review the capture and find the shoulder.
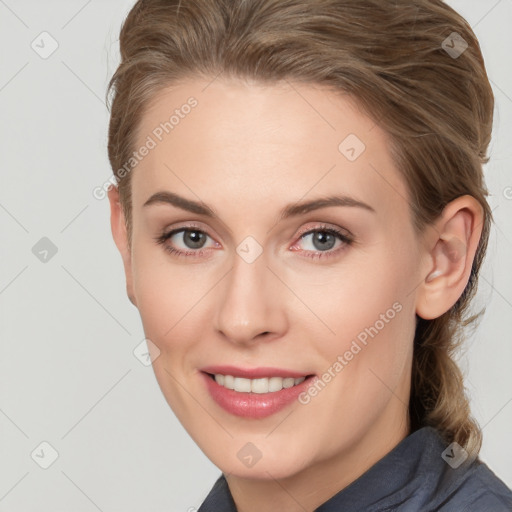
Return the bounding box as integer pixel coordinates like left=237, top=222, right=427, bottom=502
left=383, top=427, right=512, bottom=512
left=431, top=460, right=512, bottom=512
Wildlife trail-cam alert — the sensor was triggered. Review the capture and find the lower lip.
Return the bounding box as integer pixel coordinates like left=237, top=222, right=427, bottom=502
left=201, top=372, right=314, bottom=419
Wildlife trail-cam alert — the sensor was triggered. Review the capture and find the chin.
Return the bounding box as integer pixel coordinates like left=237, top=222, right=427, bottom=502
left=220, top=457, right=304, bottom=481
left=200, top=436, right=313, bottom=481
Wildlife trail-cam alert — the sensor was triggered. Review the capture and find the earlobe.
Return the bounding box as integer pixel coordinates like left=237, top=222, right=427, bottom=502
left=107, top=185, right=137, bottom=308
left=416, top=195, right=483, bottom=320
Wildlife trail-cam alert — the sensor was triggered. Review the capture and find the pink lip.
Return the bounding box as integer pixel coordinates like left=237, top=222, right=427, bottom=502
left=200, top=365, right=309, bottom=379
left=200, top=369, right=315, bottom=419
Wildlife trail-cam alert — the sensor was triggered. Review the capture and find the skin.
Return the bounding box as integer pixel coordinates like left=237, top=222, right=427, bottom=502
left=108, top=77, right=483, bottom=512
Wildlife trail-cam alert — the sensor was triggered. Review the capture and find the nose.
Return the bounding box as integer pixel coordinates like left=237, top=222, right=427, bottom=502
left=213, top=250, right=288, bottom=346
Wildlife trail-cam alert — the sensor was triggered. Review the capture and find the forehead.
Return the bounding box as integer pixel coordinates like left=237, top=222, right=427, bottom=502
left=131, top=77, right=409, bottom=219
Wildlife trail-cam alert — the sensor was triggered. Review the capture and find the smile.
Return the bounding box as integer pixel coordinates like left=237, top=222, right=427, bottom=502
left=200, top=366, right=316, bottom=418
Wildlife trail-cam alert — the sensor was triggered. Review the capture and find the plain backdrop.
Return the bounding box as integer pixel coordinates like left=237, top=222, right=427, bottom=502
left=1, top=1, right=511, bottom=510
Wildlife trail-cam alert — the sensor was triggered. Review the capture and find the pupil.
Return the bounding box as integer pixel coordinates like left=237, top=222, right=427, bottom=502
left=185, top=231, right=205, bottom=249
left=313, top=232, right=335, bottom=251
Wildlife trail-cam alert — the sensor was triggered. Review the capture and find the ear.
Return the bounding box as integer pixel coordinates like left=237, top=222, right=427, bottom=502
left=416, top=195, right=484, bottom=320
left=107, top=185, right=137, bottom=307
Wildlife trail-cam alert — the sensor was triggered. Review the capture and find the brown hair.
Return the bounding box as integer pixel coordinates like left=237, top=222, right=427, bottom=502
left=107, top=0, right=494, bottom=459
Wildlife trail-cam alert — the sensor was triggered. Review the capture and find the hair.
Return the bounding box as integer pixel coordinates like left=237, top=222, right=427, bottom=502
left=107, top=0, right=494, bottom=459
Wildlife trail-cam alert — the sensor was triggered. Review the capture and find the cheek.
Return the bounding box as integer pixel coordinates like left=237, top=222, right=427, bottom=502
left=336, top=263, right=415, bottom=400
left=132, top=266, right=173, bottom=340
left=131, top=245, right=226, bottom=366
left=300, top=241, right=416, bottom=378
left=131, top=246, right=192, bottom=343
left=297, top=259, right=405, bottom=343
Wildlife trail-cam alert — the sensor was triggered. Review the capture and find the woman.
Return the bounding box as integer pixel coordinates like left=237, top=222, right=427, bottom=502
left=105, top=0, right=512, bottom=510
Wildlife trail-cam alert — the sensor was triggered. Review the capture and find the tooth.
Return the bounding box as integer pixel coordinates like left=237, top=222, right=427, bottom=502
left=268, top=377, right=284, bottom=392
left=251, top=378, right=269, bottom=394
left=214, top=374, right=306, bottom=393
left=282, top=377, right=295, bottom=389
left=224, top=375, right=235, bottom=390
left=234, top=377, right=252, bottom=392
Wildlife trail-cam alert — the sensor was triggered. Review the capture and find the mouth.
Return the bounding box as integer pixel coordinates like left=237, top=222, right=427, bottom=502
left=199, top=366, right=316, bottom=418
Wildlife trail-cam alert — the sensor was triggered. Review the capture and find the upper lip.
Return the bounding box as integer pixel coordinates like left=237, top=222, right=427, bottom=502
left=200, top=365, right=312, bottom=379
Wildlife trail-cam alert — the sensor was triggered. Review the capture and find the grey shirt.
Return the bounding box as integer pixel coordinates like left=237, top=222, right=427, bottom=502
left=197, top=426, right=512, bottom=511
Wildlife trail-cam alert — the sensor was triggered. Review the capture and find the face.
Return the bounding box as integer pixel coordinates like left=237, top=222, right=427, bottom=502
left=113, top=77, right=428, bottom=480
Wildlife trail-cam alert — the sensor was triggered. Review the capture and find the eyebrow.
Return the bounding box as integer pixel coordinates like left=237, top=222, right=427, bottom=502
left=143, top=191, right=376, bottom=220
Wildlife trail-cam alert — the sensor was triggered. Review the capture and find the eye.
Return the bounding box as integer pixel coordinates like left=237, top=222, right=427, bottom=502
left=290, top=225, right=353, bottom=260
left=154, top=225, right=219, bottom=258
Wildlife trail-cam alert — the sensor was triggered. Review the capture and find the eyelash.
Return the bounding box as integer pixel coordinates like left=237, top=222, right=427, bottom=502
left=154, top=223, right=353, bottom=261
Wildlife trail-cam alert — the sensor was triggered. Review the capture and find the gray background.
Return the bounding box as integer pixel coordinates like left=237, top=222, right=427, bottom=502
left=0, top=0, right=511, bottom=510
